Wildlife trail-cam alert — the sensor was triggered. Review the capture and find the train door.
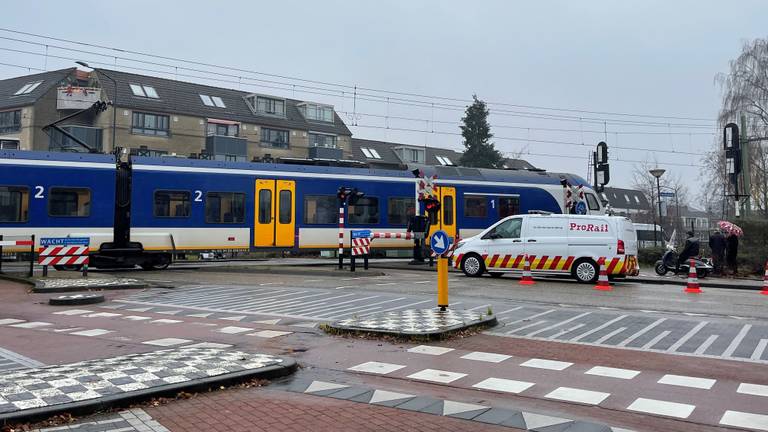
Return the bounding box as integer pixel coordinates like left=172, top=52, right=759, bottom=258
left=254, top=179, right=296, bottom=247
left=427, top=186, right=456, bottom=240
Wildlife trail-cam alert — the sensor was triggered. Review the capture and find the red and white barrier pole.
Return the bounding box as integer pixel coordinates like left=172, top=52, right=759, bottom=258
left=338, top=205, right=345, bottom=270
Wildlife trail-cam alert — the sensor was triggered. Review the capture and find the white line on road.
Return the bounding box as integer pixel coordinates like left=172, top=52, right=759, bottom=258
left=617, top=318, right=666, bottom=347
left=496, top=306, right=524, bottom=316
left=292, top=296, right=380, bottom=315
left=594, top=327, right=627, bottom=344
left=751, top=339, right=768, bottom=361
left=374, top=282, right=397, bottom=286
left=359, top=299, right=432, bottom=316
left=467, top=304, right=491, bottom=312
left=413, top=281, right=432, bottom=284
left=526, top=312, right=592, bottom=338
left=570, top=315, right=628, bottom=342
left=507, top=320, right=548, bottom=334
left=668, top=322, right=709, bottom=353
left=258, top=293, right=357, bottom=313
left=316, top=298, right=407, bottom=319
left=505, top=309, right=556, bottom=326
left=724, top=325, right=753, bottom=358
left=548, top=324, right=585, bottom=340
left=641, top=330, right=671, bottom=350
left=335, top=286, right=357, bottom=290
left=694, top=335, right=719, bottom=355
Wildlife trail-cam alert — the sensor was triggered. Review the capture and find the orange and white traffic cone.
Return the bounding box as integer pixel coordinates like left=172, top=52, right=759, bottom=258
left=684, top=258, right=703, bottom=294
left=761, top=261, right=768, bottom=296
left=594, top=257, right=612, bottom=291
left=519, top=254, right=535, bottom=285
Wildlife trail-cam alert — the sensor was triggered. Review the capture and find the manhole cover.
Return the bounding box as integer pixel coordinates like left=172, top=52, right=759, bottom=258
left=49, top=293, right=105, bottom=306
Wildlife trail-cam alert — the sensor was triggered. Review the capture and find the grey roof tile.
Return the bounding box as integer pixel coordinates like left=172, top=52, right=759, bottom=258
left=0, top=68, right=75, bottom=111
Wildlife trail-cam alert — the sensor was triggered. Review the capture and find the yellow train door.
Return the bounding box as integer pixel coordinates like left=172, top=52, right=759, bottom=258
left=254, top=179, right=295, bottom=247
left=427, top=186, right=457, bottom=240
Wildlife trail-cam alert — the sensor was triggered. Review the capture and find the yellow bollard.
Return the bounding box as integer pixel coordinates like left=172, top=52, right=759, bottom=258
left=437, top=257, right=449, bottom=310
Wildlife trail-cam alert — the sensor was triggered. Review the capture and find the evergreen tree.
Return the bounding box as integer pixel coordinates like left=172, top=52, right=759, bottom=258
left=459, top=95, right=505, bottom=168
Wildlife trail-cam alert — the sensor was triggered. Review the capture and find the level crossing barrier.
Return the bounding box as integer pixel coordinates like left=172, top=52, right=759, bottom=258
left=38, top=237, right=90, bottom=277
left=0, top=235, right=35, bottom=276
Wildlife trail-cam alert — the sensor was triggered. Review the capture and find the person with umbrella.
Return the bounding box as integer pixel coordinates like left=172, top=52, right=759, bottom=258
left=718, top=221, right=743, bottom=277
left=709, top=229, right=726, bottom=276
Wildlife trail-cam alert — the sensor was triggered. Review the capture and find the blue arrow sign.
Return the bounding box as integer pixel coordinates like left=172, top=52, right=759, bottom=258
left=430, top=230, right=449, bottom=255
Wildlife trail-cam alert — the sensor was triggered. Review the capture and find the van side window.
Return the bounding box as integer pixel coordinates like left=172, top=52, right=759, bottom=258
left=0, top=186, right=28, bottom=222
left=488, top=218, right=522, bottom=239
left=586, top=193, right=600, bottom=211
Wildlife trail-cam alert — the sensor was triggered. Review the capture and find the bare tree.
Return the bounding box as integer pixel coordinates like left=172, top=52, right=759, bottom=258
left=710, top=38, right=768, bottom=217
left=632, top=161, right=689, bottom=242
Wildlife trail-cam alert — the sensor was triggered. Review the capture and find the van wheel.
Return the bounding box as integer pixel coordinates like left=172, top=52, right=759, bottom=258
left=461, top=254, right=485, bottom=277
left=572, top=259, right=598, bottom=283
left=489, top=272, right=504, bottom=278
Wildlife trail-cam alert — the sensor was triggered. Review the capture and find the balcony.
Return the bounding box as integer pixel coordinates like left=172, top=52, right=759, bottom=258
left=308, top=145, right=342, bottom=160
left=57, top=87, right=101, bottom=110
left=205, top=135, right=248, bottom=162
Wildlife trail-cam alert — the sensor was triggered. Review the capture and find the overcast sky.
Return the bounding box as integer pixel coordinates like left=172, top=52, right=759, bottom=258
left=2, top=0, right=766, bottom=201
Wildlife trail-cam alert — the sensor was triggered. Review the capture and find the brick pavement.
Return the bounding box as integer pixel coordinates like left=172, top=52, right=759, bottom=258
left=145, top=387, right=517, bottom=432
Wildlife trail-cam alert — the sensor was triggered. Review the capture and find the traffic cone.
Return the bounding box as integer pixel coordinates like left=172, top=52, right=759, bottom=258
left=684, top=258, right=703, bottom=294
left=594, top=257, right=612, bottom=291
left=519, top=254, right=535, bottom=285
left=761, top=261, right=768, bottom=296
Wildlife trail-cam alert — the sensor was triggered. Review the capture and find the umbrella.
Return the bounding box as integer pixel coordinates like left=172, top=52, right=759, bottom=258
left=717, top=221, right=744, bottom=236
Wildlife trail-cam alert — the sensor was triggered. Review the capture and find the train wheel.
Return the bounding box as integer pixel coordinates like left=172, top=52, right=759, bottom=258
left=140, top=254, right=171, bottom=271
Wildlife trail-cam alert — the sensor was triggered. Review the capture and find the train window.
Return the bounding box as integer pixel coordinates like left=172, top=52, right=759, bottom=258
left=387, top=197, right=415, bottom=226
left=258, top=189, right=272, bottom=224
left=0, top=186, right=29, bottom=222
left=205, top=192, right=245, bottom=223
left=586, top=193, right=600, bottom=211
left=279, top=190, right=292, bottom=224
left=443, top=196, right=454, bottom=225
left=304, top=195, right=337, bottom=224
left=499, top=196, right=520, bottom=218
left=49, top=188, right=90, bottom=217
left=154, top=190, right=190, bottom=217
left=464, top=195, right=487, bottom=218
left=349, top=197, right=379, bottom=224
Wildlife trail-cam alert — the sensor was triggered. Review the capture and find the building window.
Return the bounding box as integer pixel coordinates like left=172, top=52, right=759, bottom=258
left=279, top=190, right=292, bottom=224
left=361, top=147, right=381, bottom=159
left=131, top=146, right=168, bottom=157
left=132, top=112, right=170, bottom=136
left=303, top=195, right=337, bottom=224
left=348, top=197, right=379, bottom=224
left=464, top=195, right=487, bottom=218
left=49, top=188, right=91, bottom=217
left=0, top=110, right=21, bottom=134
left=387, top=197, right=415, bottom=226
left=199, top=94, right=226, bottom=108
left=130, top=84, right=159, bottom=99
left=499, top=196, right=520, bottom=218
left=206, top=122, right=239, bottom=137
left=205, top=192, right=245, bottom=223
left=436, top=156, right=453, bottom=166
left=0, top=186, right=28, bottom=222
left=308, top=133, right=337, bottom=148
left=14, top=81, right=43, bottom=95
left=261, top=128, right=289, bottom=149
left=154, top=190, right=190, bottom=217
left=298, top=103, right=334, bottom=122
left=253, top=96, right=285, bottom=116
left=396, top=147, right=424, bottom=164
left=0, top=139, right=19, bottom=149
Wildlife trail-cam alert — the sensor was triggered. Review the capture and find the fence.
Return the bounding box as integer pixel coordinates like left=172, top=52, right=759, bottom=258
left=0, top=234, right=36, bottom=277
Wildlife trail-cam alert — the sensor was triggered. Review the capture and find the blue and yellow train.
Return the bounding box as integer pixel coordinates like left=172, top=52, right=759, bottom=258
left=0, top=150, right=605, bottom=269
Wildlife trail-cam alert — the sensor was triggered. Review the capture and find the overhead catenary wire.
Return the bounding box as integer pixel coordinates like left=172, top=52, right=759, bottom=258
left=0, top=27, right=717, bottom=124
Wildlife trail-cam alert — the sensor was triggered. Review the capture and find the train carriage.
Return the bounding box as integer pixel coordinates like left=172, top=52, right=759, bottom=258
left=0, top=150, right=604, bottom=269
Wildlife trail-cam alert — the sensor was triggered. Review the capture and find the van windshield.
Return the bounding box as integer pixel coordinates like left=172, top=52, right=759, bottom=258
left=488, top=218, right=522, bottom=239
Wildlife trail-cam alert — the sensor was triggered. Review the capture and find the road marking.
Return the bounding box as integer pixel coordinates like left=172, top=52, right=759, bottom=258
left=83, top=312, right=121, bottom=318
left=360, top=300, right=432, bottom=316
left=617, top=318, right=666, bottom=347
left=254, top=319, right=281, bottom=325
left=123, top=316, right=151, bottom=321
left=408, top=345, right=454, bottom=356
left=70, top=328, right=112, bottom=337
left=0, top=319, right=25, bottom=325
left=641, top=330, right=671, bottom=350
left=142, top=338, right=192, bottom=347
left=305, top=381, right=347, bottom=394
left=467, top=304, right=491, bottom=312
left=460, top=352, right=512, bottom=363
left=369, top=390, right=414, bottom=404
left=186, top=342, right=232, bottom=348
left=348, top=361, right=406, bottom=374
left=737, top=383, right=768, bottom=398
left=156, top=310, right=182, bottom=315
left=594, top=327, right=627, bottom=344
left=526, top=312, right=592, bottom=338
left=627, top=398, right=695, bottom=419
left=505, top=309, right=556, bottom=326
left=407, top=368, right=466, bottom=384
left=506, top=320, right=548, bottom=334
left=243, top=292, right=335, bottom=311
left=295, top=295, right=380, bottom=315
left=374, top=282, right=397, bottom=286
left=217, top=326, right=251, bottom=334
left=281, top=295, right=370, bottom=314
left=548, top=324, right=585, bottom=339
left=657, top=374, right=716, bottom=390
left=520, top=358, right=572, bottom=371
left=723, top=324, right=753, bottom=358
left=52, top=309, right=92, bottom=315
left=248, top=330, right=292, bottom=338
left=472, top=377, right=534, bottom=394
left=495, top=306, right=524, bottom=316
left=318, top=298, right=407, bottom=319
left=584, top=366, right=640, bottom=380
left=150, top=319, right=182, bottom=324
left=667, top=321, right=709, bottom=353
left=694, top=334, right=719, bottom=355
left=220, top=316, right=246, bottom=321
left=442, top=400, right=489, bottom=416
left=335, top=286, right=356, bottom=290
left=259, top=282, right=283, bottom=286
left=570, top=315, right=628, bottom=342
left=751, top=339, right=768, bottom=361
left=413, top=281, right=432, bottom=284
left=304, top=279, right=322, bottom=283
left=0, top=347, right=44, bottom=368
left=9, top=322, right=52, bottom=329
left=720, top=410, right=768, bottom=431
left=545, top=387, right=610, bottom=405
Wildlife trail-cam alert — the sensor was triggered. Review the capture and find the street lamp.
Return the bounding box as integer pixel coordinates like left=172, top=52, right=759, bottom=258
left=76, top=61, right=117, bottom=153
left=649, top=168, right=666, bottom=247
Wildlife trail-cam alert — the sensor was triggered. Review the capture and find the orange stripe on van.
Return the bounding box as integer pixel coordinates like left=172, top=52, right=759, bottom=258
left=550, top=256, right=562, bottom=270
left=536, top=256, right=549, bottom=270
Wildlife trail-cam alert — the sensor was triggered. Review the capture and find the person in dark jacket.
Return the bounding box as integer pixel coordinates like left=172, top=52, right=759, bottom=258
left=676, top=231, right=700, bottom=274
left=726, top=233, right=739, bottom=276
left=709, top=230, right=726, bottom=276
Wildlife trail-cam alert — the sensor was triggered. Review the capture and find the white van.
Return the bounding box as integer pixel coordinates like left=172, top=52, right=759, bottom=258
left=453, top=214, right=639, bottom=283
